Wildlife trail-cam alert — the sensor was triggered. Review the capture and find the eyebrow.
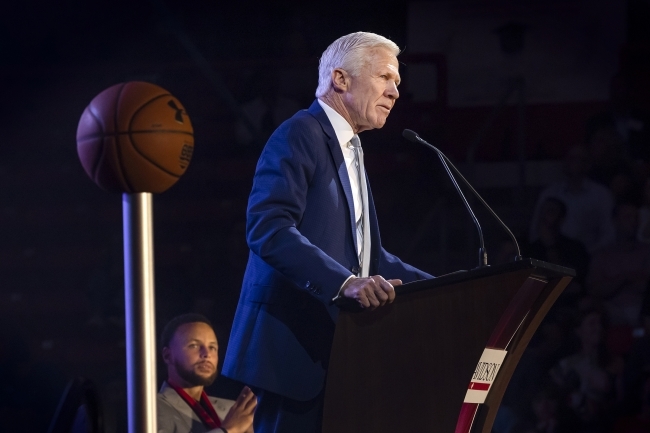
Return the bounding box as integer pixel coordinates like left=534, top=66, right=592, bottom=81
left=187, top=339, right=218, bottom=345
left=384, top=66, right=401, bottom=83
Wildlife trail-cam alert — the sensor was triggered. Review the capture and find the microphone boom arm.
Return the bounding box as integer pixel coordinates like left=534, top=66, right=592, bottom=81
left=402, top=129, right=523, bottom=265
left=436, top=151, right=488, bottom=267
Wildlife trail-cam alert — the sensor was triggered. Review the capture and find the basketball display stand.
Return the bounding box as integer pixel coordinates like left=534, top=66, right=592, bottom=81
left=77, top=81, right=194, bottom=433
left=123, top=193, right=158, bottom=433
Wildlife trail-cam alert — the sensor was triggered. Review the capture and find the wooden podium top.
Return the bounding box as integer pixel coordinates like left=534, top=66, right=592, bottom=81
left=397, top=258, right=575, bottom=296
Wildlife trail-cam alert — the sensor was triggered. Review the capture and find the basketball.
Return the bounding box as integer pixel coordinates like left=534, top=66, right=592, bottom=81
left=76, top=81, right=194, bottom=193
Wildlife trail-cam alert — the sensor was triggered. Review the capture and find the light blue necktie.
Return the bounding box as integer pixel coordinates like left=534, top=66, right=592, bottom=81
left=349, top=135, right=370, bottom=277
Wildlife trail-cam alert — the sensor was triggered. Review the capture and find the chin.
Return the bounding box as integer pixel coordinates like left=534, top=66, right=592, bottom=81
left=195, top=373, right=218, bottom=387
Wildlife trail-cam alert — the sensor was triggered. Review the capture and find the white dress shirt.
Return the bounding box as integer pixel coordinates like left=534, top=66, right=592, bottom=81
left=317, top=99, right=365, bottom=255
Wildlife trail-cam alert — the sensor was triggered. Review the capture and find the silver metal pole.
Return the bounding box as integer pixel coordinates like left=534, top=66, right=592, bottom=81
left=123, top=192, right=157, bottom=433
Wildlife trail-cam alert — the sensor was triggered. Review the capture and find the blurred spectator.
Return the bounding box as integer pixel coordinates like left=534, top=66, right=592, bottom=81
left=620, top=281, right=650, bottom=415
left=586, top=73, right=650, bottom=165
left=498, top=314, right=577, bottom=433
left=586, top=124, right=633, bottom=196
left=586, top=202, right=650, bottom=328
left=525, top=383, right=563, bottom=433
left=235, top=68, right=301, bottom=150
left=525, top=197, right=590, bottom=288
left=639, top=178, right=650, bottom=243
left=529, top=146, right=615, bottom=253
left=615, top=373, right=650, bottom=433
left=550, top=308, right=617, bottom=432
left=517, top=381, right=581, bottom=433
left=609, top=171, right=638, bottom=205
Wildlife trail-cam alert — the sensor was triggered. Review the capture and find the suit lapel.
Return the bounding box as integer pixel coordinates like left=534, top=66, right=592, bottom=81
left=159, top=382, right=204, bottom=431
left=307, top=100, right=359, bottom=254
left=209, top=396, right=234, bottom=423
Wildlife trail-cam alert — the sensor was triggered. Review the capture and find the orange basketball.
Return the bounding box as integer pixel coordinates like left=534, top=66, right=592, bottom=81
left=76, top=81, right=194, bottom=193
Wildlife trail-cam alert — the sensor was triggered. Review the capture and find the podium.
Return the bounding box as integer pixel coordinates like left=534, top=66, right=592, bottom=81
left=322, top=258, right=574, bottom=433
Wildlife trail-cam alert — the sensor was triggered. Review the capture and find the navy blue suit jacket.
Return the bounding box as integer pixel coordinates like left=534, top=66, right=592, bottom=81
left=222, top=100, right=433, bottom=401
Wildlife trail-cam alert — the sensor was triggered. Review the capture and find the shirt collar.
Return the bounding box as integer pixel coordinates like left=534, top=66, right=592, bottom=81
left=317, top=99, right=355, bottom=147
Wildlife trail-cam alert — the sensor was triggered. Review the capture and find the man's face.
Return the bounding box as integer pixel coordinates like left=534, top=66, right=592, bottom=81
left=164, top=322, right=218, bottom=387
left=341, top=47, right=400, bottom=133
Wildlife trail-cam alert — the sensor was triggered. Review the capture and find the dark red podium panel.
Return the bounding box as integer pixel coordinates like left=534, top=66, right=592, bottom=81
left=323, top=259, right=573, bottom=433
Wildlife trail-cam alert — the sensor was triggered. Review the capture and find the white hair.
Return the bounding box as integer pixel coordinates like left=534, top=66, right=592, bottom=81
left=315, top=32, right=400, bottom=98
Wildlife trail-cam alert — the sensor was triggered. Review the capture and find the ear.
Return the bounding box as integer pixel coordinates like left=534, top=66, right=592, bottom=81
left=162, top=347, right=172, bottom=365
left=330, top=68, right=350, bottom=93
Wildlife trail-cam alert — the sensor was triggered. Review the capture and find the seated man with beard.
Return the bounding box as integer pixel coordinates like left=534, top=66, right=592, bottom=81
left=158, top=314, right=256, bottom=433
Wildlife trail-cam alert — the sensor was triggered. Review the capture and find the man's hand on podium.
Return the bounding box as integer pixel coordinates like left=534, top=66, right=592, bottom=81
left=341, top=275, right=402, bottom=310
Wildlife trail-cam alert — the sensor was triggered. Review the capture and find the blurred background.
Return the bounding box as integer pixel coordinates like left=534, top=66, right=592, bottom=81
left=1, top=0, right=650, bottom=432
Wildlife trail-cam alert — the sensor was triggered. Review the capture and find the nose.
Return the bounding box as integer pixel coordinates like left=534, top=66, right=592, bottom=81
left=199, top=345, right=209, bottom=357
left=386, top=80, right=399, bottom=100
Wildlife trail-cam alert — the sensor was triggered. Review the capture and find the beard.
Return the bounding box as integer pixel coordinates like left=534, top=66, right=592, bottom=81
left=174, top=360, right=218, bottom=387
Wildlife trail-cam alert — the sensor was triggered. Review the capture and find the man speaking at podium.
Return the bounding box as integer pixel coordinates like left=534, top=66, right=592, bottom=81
left=223, top=31, right=433, bottom=433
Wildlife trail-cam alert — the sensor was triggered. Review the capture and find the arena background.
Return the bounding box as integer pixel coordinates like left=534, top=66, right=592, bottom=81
left=1, top=1, right=648, bottom=432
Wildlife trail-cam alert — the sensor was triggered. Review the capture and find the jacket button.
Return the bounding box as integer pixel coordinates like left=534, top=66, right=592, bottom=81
left=305, top=281, right=312, bottom=289
left=351, top=266, right=360, bottom=275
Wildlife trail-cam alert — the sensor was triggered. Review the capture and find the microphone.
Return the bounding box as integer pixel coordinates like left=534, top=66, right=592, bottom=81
left=402, top=129, right=522, bottom=266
